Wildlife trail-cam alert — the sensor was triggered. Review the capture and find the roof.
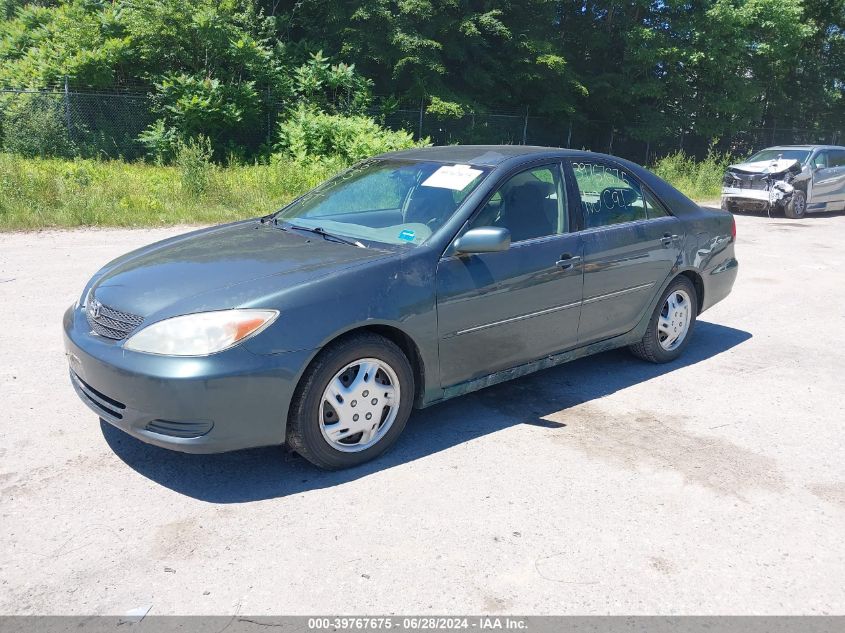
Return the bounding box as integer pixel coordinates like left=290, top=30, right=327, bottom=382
left=383, top=144, right=845, bottom=167
left=379, top=145, right=569, bottom=166
left=763, top=145, right=845, bottom=151
left=376, top=144, right=704, bottom=218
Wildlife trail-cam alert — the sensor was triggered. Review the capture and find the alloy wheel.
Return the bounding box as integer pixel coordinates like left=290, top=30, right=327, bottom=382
left=794, top=192, right=806, bottom=216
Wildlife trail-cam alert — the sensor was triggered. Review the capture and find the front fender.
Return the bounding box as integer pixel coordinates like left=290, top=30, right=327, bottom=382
left=241, top=249, right=442, bottom=406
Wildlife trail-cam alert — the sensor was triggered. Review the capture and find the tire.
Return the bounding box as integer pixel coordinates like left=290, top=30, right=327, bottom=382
left=783, top=189, right=807, bottom=219
left=286, top=332, right=414, bottom=470
left=629, top=276, right=698, bottom=363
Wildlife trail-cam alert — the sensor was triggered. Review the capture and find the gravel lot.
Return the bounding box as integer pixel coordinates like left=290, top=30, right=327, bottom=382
left=1, top=211, right=843, bottom=615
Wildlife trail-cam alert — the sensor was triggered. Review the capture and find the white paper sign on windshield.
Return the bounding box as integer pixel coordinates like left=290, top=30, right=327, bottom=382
left=421, top=164, right=483, bottom=190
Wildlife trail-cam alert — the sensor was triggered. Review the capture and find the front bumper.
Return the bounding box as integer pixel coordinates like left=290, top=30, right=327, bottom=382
left=63, top=305, right=316, bottom=453
left=722, top=187, right=770, bottom=201
left=721, top=187, right=773, bottom=210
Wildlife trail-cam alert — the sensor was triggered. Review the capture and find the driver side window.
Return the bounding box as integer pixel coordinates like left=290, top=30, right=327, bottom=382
left=466, top=165, right=567, bottom=243
left=813, top=152, right=829, bottom=169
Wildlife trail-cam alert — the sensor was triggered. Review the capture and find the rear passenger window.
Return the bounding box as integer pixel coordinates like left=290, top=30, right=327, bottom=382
left=830, top=151, right=845, bottom=168
left=571, top=162, right=647, bottom=227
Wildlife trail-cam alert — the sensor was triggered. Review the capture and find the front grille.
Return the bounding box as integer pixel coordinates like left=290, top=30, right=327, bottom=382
left=86, top=298, right=144, bottom=340
left=725, top=171, right=770, bottom=191
left=70, top=371, right=126, bottom=420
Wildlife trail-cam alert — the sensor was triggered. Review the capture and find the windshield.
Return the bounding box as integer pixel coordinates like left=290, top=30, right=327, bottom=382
left=746, top=149, right=811, bottom=164
left=275, top=159, right=489, bottom=246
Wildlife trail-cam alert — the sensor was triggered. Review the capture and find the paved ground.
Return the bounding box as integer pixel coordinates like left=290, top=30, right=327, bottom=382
left=1, top=212, right=844, bottom=616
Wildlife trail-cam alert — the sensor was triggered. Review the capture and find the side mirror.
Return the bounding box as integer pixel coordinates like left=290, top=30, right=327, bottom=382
left=453, top=227, right=511, bottom=254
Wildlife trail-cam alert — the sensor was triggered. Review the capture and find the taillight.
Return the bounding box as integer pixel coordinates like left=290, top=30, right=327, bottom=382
left=730, top=216, right=736, bottom=242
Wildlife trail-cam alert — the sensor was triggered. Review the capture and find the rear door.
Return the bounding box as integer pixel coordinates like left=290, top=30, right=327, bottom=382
left=567, top=159, right=681, bottom=344
left=436, top=163, right=584, bottom=387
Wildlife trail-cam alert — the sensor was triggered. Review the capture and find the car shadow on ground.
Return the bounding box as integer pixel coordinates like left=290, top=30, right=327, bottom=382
left=102, top=320, right=751, bottom=503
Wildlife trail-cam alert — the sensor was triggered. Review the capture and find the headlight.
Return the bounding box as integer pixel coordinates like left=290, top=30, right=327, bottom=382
left=124, top=309, right=279, bottom=356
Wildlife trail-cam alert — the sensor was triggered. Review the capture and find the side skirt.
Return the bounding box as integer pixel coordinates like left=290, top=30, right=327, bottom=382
left=435, top=329, right=641, bottom=403
left=806, top=201, right=845, bottom=213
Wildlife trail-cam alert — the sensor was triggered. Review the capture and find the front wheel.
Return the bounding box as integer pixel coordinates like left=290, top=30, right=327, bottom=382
left=784, top=189, right=806, bottom=219
left=629, top=276, right=697, bottom=363
left=287, top=333, right=414, bottom=469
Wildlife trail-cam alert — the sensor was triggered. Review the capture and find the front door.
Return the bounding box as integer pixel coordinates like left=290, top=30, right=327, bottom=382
left=568, top=159, right=681, bottom=344
left=436, top=163, right=584, bottom=388
left=810, top=150, right=845, bottom=209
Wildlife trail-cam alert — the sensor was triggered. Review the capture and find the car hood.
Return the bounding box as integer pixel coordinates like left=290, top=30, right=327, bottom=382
left=727, top=158, right=802, bottom=175
left=89, top=221, right=391, bottom=316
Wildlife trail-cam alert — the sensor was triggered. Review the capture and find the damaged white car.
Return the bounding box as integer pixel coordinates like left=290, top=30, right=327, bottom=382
left=721, top=145, right=845, bottom=218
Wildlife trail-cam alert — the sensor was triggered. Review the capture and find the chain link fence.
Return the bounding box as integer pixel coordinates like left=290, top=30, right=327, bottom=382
left=1, top=86, right=842, bottom=164
left=0, top=87, right=154, bottom=160
left=389, top=104, right=843, bottom=164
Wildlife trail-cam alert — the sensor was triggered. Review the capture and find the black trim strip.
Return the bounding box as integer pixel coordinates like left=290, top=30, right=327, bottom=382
left=70, top=371, right=126, bottom=411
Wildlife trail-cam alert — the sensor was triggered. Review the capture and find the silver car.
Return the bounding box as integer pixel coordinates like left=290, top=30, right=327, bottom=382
left=721, top=145, right=845, bottom=218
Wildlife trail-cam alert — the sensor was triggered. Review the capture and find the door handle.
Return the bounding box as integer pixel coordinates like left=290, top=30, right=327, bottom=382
left=661, top=233, right=679, bottom=246
left=555, top=254, right=582, bottom=270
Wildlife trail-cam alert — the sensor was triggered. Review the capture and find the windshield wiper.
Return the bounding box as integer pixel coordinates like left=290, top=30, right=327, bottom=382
left=287, top=224, right=366, bottom=248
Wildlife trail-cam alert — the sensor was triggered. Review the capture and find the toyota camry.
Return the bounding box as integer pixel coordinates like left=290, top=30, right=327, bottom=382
left=64, top=145, right=738, bottom=469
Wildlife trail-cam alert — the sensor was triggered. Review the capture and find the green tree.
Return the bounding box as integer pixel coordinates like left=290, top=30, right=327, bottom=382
left=275, top=0, right=585, bottom=115
left=0, top=0, right=842, bottom=161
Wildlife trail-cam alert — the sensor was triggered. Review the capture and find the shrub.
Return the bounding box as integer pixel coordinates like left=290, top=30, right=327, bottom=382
left=275, top=105, right=427, bottom=164
left=292, top=51, right=373, bottom=115
left=651, top=148, right=734, bottom=200
left=0, top=92, right=76, bottom=158
left=143, top=73, right=261, bottom=159
left=138, top=119, right=183, bottom=164
left=427, top=97, right=466, bottom=119
left=175, top=135, right=214, bottom=196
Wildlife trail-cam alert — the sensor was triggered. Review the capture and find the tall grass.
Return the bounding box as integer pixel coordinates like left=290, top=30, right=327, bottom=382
left=650, top=149, right=733, bottom=201
left=0, top=150, right=735, bottom=230
left=0, top=153, right=341, bottom=230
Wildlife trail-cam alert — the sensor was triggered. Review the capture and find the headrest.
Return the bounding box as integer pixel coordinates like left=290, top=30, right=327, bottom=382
left=505, top=180, right=554, bottom=206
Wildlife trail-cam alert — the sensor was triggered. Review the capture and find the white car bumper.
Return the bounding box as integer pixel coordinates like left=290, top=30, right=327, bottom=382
left=721, top=187, right=770, bottom=201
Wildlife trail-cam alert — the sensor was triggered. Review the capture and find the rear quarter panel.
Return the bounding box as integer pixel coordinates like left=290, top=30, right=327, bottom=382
left=667, top=203, right=738, bottom=313
left=613, top=156, right=738, bottom=313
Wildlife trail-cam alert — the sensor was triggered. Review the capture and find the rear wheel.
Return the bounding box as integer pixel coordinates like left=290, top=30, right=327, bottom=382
left=784, top=189, right=806, bottom=219
left=287, top=333, right=414, bottom=470
left=629, top=276, right=697, bottom=363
